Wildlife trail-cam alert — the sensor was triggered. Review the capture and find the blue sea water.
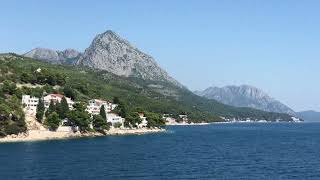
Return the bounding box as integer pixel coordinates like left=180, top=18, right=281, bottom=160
left=1, top=123, right=320, bottom=180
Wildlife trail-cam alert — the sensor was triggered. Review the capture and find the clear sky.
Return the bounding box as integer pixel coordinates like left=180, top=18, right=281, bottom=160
left=1, top=0, right=319, bottom=112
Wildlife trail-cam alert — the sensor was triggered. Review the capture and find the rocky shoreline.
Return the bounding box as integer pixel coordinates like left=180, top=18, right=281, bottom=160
left=0, top=128, right=166, bottom=143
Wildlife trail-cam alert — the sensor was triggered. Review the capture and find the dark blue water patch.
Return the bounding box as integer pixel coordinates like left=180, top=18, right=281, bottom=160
left=1, top=123, right=320, bottom=179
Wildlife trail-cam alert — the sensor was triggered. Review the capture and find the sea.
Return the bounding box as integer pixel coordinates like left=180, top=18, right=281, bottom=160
left=1, top=123, right=320, bottom=180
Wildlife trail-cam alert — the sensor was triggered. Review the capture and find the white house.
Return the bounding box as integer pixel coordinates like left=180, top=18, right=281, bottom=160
left=137, top=113, right=148, bottom=128
left=43, top=94, right=74, bottom=109
left=179, top=115, right=188, bottom=122
left=86, top=99, right=117, bottom=115
left=291, top=117, right=301, bottom=122
left=164, top=117, right=177, bottom=124
left=106, top=113, right=124, bottom=127
left=22, top=95, right=39, bottom=113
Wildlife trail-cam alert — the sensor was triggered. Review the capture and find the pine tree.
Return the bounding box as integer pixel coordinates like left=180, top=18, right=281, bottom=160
left=67, top=102, right=91, bottom=132
left=57, top=97, right=69, bottom=119
left=100, top=105, right=106, bottom=120
left=44, top=112, right=61, bottom=131
left=45, top=100, right=56, bottom=117
left=36, top=99, right=45, bottom=123
left=92, top=115, right=109, bottom=131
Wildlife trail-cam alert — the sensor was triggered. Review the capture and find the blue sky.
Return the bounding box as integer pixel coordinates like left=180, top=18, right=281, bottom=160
left=1, top=0, right=319, bottom=111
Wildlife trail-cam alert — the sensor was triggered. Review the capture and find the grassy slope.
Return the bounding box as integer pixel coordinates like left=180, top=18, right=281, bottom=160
left=1, top=53, right=293, bottom=122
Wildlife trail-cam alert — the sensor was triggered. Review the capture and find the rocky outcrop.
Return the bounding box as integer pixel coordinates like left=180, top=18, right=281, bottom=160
left=23, top=30, right=182, bottom=88
left=195, top=85, right=296, bottom=115
left=24, top=48, right=81, bottom=64
left=76, top=30, right=182, bottom=87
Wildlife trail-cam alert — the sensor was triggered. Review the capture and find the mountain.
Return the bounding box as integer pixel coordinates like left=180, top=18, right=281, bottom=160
left=195, top=85, right=296, bottom=115
left=297, top=110, right=320, bottom=122
left=18, top=29, right=296, bottom=122
left=1, top=53, right=295, bottom=122
left=24, top=30, right=182, bottom=88
left=24, top=48, right=82, bottom=65
left=76, top=30, right=182, bottom=87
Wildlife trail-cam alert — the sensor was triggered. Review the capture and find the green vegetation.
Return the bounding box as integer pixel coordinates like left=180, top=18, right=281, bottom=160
left=67, top=103, right=91, bottom=132
left=45, top=100, right=56, bottom=117
left=125, top=112, right=142, bottom=128
left=56, top=97, right=69, bottom=119
left=36, top=98, right=45, bottom=122
left=92, top=115, right=110, bottom=132
left=145, top=112, right=165, bottom=128
left=99, top=105, right=106, bottom=120
left=0, top=53, right=295, bottom=137
left=44, top=112, right=60, bottom=131
left=0, top=94, right=26, bottom=136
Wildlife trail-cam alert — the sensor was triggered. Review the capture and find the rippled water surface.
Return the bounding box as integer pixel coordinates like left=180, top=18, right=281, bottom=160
left=1, top=123, right=320, bottom=179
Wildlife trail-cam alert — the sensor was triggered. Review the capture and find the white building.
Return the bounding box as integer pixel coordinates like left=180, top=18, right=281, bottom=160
left=106, top=113, right=124, bottom=127
left=43, top=94, right=74, bottom=109
left=86, top=99, right=117, bottom=115
left=164, top=117, right=177, bottom=124
left=22, top=95, right=39, bottom=113
left=179, top=114, right=188, bottom=122
left=291, top=117, right=301, bottom=122
left=137, top=113, right=148, bottom=128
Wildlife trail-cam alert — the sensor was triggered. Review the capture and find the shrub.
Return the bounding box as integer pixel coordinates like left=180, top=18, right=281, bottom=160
left=44, top=112, right=61, bottom=131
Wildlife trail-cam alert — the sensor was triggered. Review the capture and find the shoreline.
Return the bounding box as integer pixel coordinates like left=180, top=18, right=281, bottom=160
left=166, top=122, right=210, bottom=126
left=166, top=120, right=303, bottom=126
left=0, top=128, right=166, bottom=144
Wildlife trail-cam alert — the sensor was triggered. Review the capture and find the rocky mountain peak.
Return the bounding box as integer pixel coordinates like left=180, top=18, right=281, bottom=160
left=60, top=48, right=81, bottom=59
left=24, top=48, right=60, bottom=62
left=24, top=48, right=81, bottom=64
left=77, top=30, right=182, bottom=87
left=195, top=85, right=296, bottom=115
left=23, top=30, right=183, bottom=88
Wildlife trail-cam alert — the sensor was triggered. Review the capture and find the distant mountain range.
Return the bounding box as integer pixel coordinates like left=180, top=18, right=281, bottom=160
left=23, top=30, right=182, bottom=88
left=195, top=85, right=296, bottom=115
left=18, top=29, right=296, bottom=122
left=297, top=111, right=320, bottom=122
left=24, top=48, right=82, bottom=65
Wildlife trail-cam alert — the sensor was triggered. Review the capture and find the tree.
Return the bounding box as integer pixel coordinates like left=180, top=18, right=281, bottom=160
left=20, top=72, right=34, bottom=83
left=63, top=86, right=76, bottom=100
left=92, top=115, right=110, bottom=132
left=45, top=100, right=56, bottom=117
left=56, top=97, right=69, bottom=119
left=55, top=73, right=66, bottom=86
left=99, top=105, right=106, bottom=120
left=113, top=97, right=120, bottom=104
left=67, top=103, right=91, bottom=132
left=145, top=112, right=165, bottom=128
left=113, top=102, right=127, bottom=118
left=43, top=84, right=54, bottom=94
left=2, top=80, right=17, bottom=95
left=36, top=99, right=45, bottom=123
left=125, top=112, right=142, bottom=128
left=44, top=112, right=61, bottom=131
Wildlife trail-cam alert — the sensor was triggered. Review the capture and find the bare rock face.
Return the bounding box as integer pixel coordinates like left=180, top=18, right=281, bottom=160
left=24, top=48, right=60, bottom=62
left=23, top=30, right=183, bottom=88
left=24, top=48, right=81, bottom=64
left=59, top=49, right=81, bottom=59
left=195, top=85, right=296, bottom=116
left=77, top=30, right=182, bottom=87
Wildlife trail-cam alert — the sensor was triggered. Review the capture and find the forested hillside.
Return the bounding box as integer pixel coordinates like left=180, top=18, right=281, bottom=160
left=0, top=53, right=294, bottom=135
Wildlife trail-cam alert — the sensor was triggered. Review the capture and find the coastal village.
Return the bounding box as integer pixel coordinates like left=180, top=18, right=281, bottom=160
left=20, top=93, right=157, bottom=135
left=22, top=93, right=190, bottom=130
left=0, top=89, right=193, bottom=142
